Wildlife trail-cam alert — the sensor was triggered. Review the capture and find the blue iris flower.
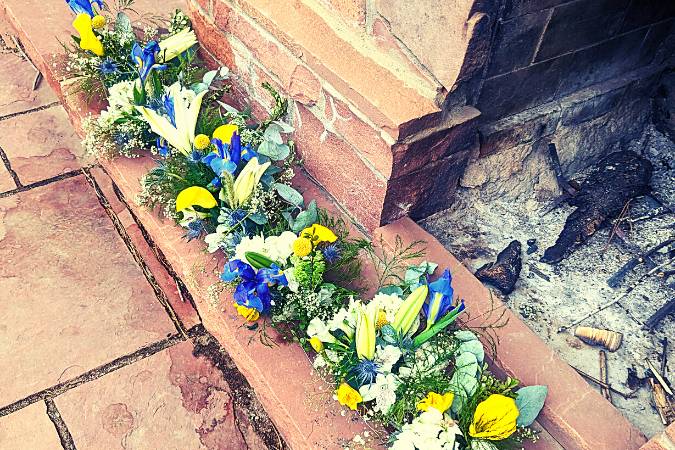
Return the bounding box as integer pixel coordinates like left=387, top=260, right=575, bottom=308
left=241, top=143, right=257, bottom=161
left=66, top=0, right=102, bottom=16
left=130, top=41, right=167, bottom=86
left=220, top=260, right=287, bottom=313
left=99, top=58, right=118, bottom=76
left=163, top=94, right=176, bottom=127
left=209, top=177, right=222, bottom=188
left=322, top=243, right=341, bottom=264
left=422, top=269, right=455, bottom=326
left=201, top=136, right=241, bottom=176
left=188, top=150, right=202, bottom=163
left=156, top=138, right=170, bottom=157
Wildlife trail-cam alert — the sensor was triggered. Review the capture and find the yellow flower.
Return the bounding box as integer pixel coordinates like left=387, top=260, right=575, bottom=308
left=212, top=124, right=239, bottom=145
left=158, top=28, right=197, bottom=62
left=417, top=391, right=455, bottom=414
left=232, top=157, right=271, bottom=207
left=375, top=310, right=388, bottom=330
left=469, top=394, right=519, bottom=440
left=234, top=303, right=260, bottom=322
left=194, top=134, right=211, bottom=150
left=355, top=307, right=375, bottom=360
left=91, top=15, right=106, bottom=29
left=293, top=237, right=313, bottom=257
left=336, top=383, right=362, bottom=411
left=300, top=224, right=337, bottom=244
left=309, top=336, right=324, bottom=352
left=175, top=186, right=217, bottom=212
left=73, top=13, right=104, bottom=56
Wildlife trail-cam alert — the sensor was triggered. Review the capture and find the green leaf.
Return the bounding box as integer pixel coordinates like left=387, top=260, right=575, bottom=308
left=458, top=339, right=485, bottom=365
left=292, top=200, right=318, bottom=233
left=263, top=123, right=284, bottom=144
left=274, top=183, right=304, bottom=207
left=248, top=212, right=268, bottom=225
left=377, top=285, right=404, bottom=296
left=203, top=70, right=218, bottom=87
left=515, top=386, right=548, bottom=426
left=380, top=324, right=398, bottom=344
left=258, top=141, right=290, bottom=161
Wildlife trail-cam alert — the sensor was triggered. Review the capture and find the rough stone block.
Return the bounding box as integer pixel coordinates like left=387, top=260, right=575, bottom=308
left=0, top=402, right=62, bottom=449
left=621, top=0, right=675, bottom=32
left=556, top=27, right=648, bottom=97
left=478, top=53, right=573, bottom=119
left=560, top=86, right=626, bottom=126
left=488, top=10, right=549, bottom=76
left=324, top=0, right=366, bottom=26
left=534, top=0, right=628, bottom=62
left=639, top=19, right=675, bottom=67
left=502, top=0, right=564, bottom=20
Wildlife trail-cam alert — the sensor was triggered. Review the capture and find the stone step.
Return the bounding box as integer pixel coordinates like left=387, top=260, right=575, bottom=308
left=0, top=0, right=649, bottom=448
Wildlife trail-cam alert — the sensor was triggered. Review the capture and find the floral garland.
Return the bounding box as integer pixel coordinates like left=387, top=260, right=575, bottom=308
left=62, top=2, right=548, bottom=448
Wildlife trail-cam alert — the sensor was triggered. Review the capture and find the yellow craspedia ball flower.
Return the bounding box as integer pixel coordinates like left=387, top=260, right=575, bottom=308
left=375, top=310, right=388, bottom=330
left=309, top=337, right=324, bottom=353
left=194, top=134, right=211, bottom=150
left=293, top=237, right=313, bottom=257
left=91, top=15, right=106, bottom=29
left=234, top=303, right=260, bottom=322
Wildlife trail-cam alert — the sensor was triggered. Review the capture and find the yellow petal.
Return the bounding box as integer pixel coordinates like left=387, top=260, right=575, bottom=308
left=469, top=394, right=519, bottom=440
left=212, top=124, right=239, bottom=145
left=301, top=224, right=337, bottom=243
left=336, top=383, right=362, bottom=411
left=73, top=14, right=104, bottom=56
left=175, top=186, right=217, bottom=212
left=417, top=391, right=455, bottom=413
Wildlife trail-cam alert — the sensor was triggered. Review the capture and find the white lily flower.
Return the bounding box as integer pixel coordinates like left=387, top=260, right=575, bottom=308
left=136, top=82, right=206, bottom=155
left=158, top=28, right=198, bottom=62
left=232, top=157, right=271, bottom=207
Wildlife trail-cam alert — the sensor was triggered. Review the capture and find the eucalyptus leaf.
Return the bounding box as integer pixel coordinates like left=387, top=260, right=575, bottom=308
left=377, top=285, right=404, bottom=296
left=263, top=123, right=284, bottom=144
left=457, top=340, right=485, bottom=365
left=258, top=141, right=290, bottom=161
left=292, top=200, right=318, bottom=232
left=380, top=325, right=398, bottom=344
left=272, top=120, right=294, bottom=134
left=282, top=211, right=295, bottom=229
left=203, top=70, right=218, bottom=87
left=249, top=213, right=268, bottom=225
left=218, top=101, right=240, bottom=114
left=454, top=330, right=479, bottom=342
left=191, top=82, right=208, bottom=94
left=274, top=183, right=304, bottom=207
left=515, top=385, right=548, bottom=426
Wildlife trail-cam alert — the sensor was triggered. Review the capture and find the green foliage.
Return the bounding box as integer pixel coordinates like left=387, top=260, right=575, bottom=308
left=368, top=235, right=426, bottom=292
left=292, top=253, right=326, bottom=291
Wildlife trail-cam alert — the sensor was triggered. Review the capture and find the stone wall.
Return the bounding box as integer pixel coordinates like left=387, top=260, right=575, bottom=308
left=188, top=0, right=675, bottom=228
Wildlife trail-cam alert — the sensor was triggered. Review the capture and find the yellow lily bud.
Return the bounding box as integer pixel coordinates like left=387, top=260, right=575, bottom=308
left=417, top=391, right=455, bottom=413
left=355, top=307, right=376, bottom=360
left=232, top=157, right=270, bottom=207
left=234, top=304, right=260, bottom=322
left=309, top=336, right=324, bottom=353
left=469, top=394, right=519, bottom=440
left=73, top=13, right=104, bottom=56
left=212, top=124, right=239, bottom=145
left=336, top=383, right=362, bottom=411
left=91, top=15, right=106, bottom=29
left=392, top=284, right=429, bottom=335
left=175, top=186, right=217, bottom=212
left=158, top=28, right=198, bottom=62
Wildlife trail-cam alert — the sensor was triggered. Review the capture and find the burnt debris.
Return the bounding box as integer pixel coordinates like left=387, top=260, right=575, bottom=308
left=475, top=240, right=522, bottom=294
left=541, top=151, right=653, bottom=264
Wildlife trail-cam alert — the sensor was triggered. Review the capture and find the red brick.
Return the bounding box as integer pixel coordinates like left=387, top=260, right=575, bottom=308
left=188, top=1, right=235, bottom=70
left=294, top=103, right=386, bottom=229
left=289, top=65, right=322, bottom=106
left=193, top=0, right=212, bottom=15
left=331, top=95, right=393, bottom=177
left=667, top=423, right=675, bottom=443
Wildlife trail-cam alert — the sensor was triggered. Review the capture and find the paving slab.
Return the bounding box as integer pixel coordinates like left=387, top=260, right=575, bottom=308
left=55, top=340, right=250, bottom=450
left=0, top=402, right=62, bottom=450
left=0, top=51, right=57, bottom=118
left=0, top=176, right=176, bottom=407
left=0, top=164, right=15, bottom=192
left=0, top=106, right=90, bottom=185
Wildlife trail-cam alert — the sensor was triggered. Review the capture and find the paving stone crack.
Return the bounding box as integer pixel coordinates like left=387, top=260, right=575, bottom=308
left=0, top=101, right=60, bottom=123
left=0, top=167, right=88, bottom=198
left=0, top=143, right=22, bottom=187
left=45, top=397, right=77, bottom=450
left=81, top=166, right=190, bottom=337
left=191, top=329, right=288, bottom=450
left=0, top=326, right=202, bottom=418
left=101, top=165, right=204, bottom=324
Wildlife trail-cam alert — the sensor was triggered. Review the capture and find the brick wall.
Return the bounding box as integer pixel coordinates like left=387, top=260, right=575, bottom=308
left=188, top=0, right=675, bottom=228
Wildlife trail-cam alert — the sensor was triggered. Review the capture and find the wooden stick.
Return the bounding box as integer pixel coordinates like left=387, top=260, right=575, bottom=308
left=644, top=298, right=675, bottom=331
left=649, top=378, right=669, bottom=425
left=560, top=256, right=675, bottom=332
left=599, top=350, right=612, bottom=403
left=572, top=366, right=636, bottom=399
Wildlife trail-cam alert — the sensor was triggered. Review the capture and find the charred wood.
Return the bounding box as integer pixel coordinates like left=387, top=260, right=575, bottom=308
left=475, top=240, right=522, bottom=295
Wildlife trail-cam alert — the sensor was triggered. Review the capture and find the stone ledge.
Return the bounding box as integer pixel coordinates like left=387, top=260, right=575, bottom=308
left=0, top=1, right=649, bottom=448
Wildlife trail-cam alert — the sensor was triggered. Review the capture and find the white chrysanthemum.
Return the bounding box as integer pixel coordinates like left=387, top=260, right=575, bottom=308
left=368, top=292, right=404, bottom=322
left=233, top=235, right=266, bottom=263
left=358, top=373, right=400, bottom=414
left=374, top=345, right=402, bottom=373
left=264, top=231, right=297, bottom=262
left=307, top=317, right=336, bottom=343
